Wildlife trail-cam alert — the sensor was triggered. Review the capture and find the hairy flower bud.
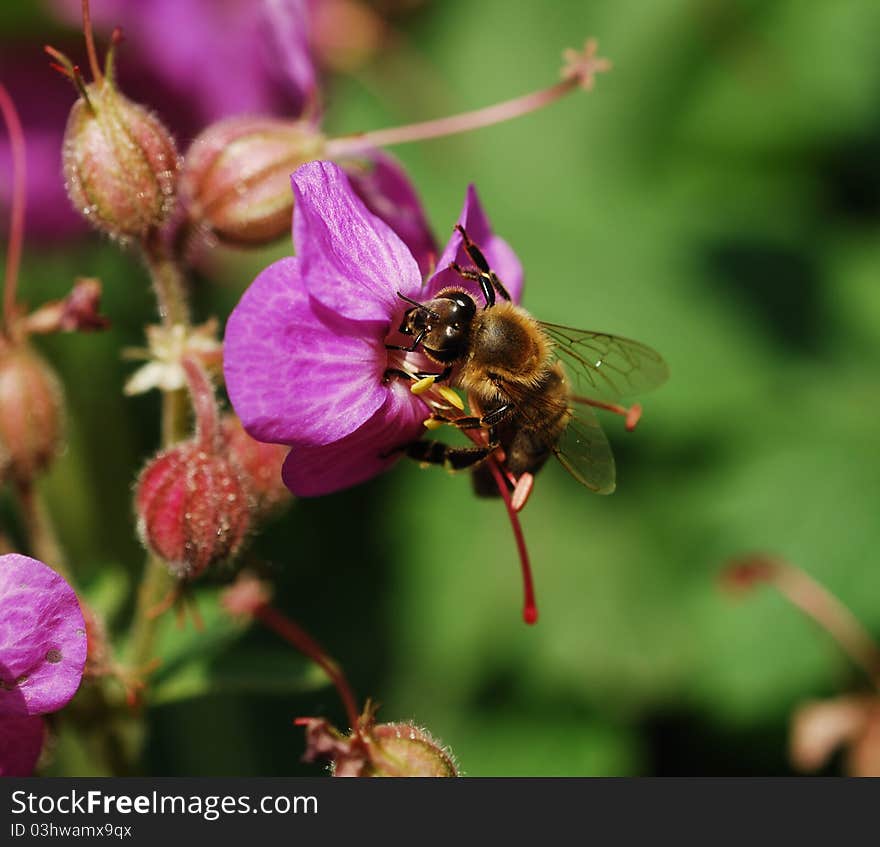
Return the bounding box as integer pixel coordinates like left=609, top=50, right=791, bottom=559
left=221, top=415, right=291, bottom=516
left=364, top=723, right=459, bottom=777
left=62, top=80, right=179, bottom=242
left=0, top=346, right=64, bottom=483
left=299, top=716, right=458, bottom=777
left=135, top=442, right=251, bottom=579
left=181, top=116, right=325, bottom=246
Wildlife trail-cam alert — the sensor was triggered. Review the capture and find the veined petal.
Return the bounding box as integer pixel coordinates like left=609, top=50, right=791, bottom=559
left=292, top=161, right=423, bottom=322
left=427, top=184, right=524, bottom=304
left=281, top=378, right=427, bottom=496
left=341, top=150, right=439, bottom=278
left=224, top=256, right=389, bottom=446
left=0, top=715, right=45, bottom=776
left=0, top=555, right=86, bottom=718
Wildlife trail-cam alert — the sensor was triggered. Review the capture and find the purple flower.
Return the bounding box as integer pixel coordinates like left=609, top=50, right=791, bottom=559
left=338, top=150, right=439, bottom=277
left=19, top=1, right=437, bottom=268
left=0, top=554, right=87, bottom=776
left=224, top=160, right=521, bottom=496
left=52, top=0, right=318, bottom=130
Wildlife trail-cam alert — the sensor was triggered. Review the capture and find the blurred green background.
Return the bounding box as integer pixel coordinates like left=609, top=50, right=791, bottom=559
left=4, top=0, right=880, bottom=775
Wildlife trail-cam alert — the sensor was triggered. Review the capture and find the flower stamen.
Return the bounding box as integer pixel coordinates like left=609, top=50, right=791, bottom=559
left=410, top=375, right=436, bottom=394
left=436, top=386, right=464, bottom=410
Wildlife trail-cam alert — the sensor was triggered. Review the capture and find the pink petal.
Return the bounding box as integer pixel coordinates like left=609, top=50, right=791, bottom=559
left=0, top=715, right=45, bottom=776
left=292, top=161, right=423, bottom=322
left=224, top=256, right=388, bottom=446
left=282, top=378, right=428, bottom=496
left=341, top=150, right=438, bottom=277
left=426, top=184, right=524, bottom=305
left=262, top=0, right=320, bottom=117
left=0, top=554, right=86, bottom=717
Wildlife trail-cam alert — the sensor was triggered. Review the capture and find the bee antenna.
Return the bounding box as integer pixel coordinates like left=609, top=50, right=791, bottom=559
left=396, top=291, right=439, bottom=319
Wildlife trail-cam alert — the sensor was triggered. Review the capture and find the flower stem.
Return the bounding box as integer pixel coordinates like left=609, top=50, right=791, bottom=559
left=14, top=480, right=71, bottom=581
left=254, top=603, right=361, bottom=733
left=181, top=358, right=218, bottom=450
left=326, top=77, right=580, bottom=158
left=0, top=82, right=26, bottom=337
left=486, top=457, right=538, bottom=625
left=128, top=237, right=192, bottom=672
left=141, top=229, right=190, bottom=328
left=724, top=555, right=880, bottom=687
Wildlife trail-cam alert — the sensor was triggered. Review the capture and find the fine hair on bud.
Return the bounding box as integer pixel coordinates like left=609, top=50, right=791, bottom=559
left=57, top=33, right=179, bottom=243
left=181, top=116, right=325, bottom=247
left=134, top=361, right=251, bottom=579
left=134, top=442, right=251, bottom=579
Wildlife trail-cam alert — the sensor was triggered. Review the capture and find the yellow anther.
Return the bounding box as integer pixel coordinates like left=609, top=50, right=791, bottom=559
left=437, top=386, right=464, bottom=410
left=423, top=417, right=444, bottom=431
left=410, top=375, right=436, bottom=395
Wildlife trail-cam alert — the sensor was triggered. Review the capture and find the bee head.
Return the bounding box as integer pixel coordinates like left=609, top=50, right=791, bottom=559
left=398, top=289, right=477, bottom=363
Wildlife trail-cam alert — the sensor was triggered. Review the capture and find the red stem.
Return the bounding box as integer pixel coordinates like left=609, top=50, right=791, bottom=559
left=0, top=82, right=26, bottom=335
left=254, top=604, right=361, bottom=732
left=181, top=357, right=219, bottom=449
left=486, top=457, right=538, bottom=624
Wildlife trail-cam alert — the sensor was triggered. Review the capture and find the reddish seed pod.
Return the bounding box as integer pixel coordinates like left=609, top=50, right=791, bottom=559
left=181, top=116, right=325, bottom=246
left=63, top=81, right=179, bottom=242
left=221, top=414, right=291, bottom=516
left=135, top=442, right=251, bottom=579
left=364, top=722, right=459, bottom=777
left=299, top=717, right=458, bottom=777
left=0, top=346, right=64, bottom=484
left=135, top=358, right=252, bottom=579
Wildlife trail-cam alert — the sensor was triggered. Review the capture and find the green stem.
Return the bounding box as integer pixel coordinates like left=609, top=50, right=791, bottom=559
left=127, top=233, right=193, bottom=672
left=142, top=228, right=190, bottom=328
left=15, top=480, right=71, bottom=580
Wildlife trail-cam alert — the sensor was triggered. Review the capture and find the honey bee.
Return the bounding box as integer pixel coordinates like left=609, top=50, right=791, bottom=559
left=389, top=225, right=669, bottom=495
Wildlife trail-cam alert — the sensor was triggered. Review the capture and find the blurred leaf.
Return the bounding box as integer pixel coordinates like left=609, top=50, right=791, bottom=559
left=152, top=648, right=326, bottom=707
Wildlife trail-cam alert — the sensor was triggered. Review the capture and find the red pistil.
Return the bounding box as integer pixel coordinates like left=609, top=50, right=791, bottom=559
left=573, top=395, right=642, bottom=432
left=0, top=83, right=25, bottom=336
left=486, top=456, right=538, bottom=625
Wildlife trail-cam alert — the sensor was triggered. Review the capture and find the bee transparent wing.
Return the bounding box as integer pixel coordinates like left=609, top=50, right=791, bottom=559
left=539, top=322, right=669, bottom=402
left=552, top=404, right=616, bottom=494
left=494, top=378, right=616, bottom=495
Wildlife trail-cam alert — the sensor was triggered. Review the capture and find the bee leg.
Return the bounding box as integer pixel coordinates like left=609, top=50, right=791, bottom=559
left=403, top=439, right=497, bottom=471
left=433, top=403, right=513, bottom=430
left=453, top=224, right=512, bottom=305
left=414, top=365, right=453, bottom=382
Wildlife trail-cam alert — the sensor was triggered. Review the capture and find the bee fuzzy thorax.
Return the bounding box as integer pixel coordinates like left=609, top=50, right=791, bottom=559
left=456, top=301, right=552, bottom=398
